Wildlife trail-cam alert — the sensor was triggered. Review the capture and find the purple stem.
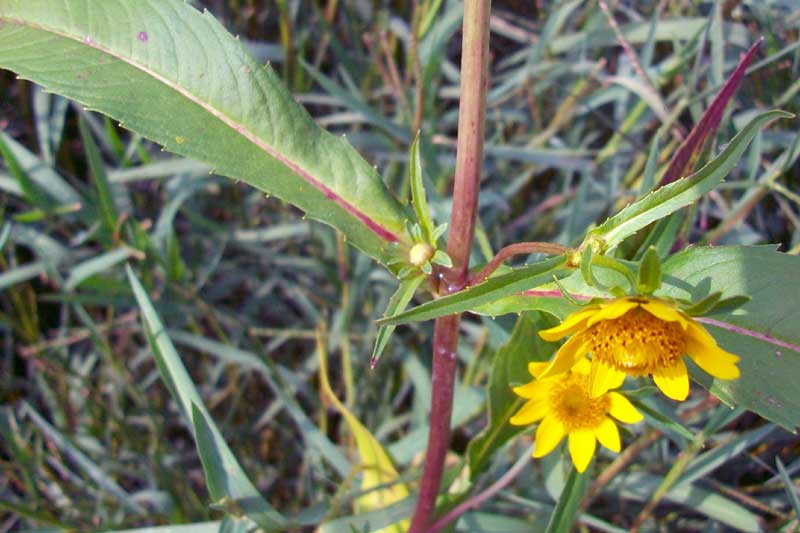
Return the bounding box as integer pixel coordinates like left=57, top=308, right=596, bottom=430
left=408, top=1, right=491, bottom=531
left=427, top=446, right=532, bottom=532
left=697, top=317, right=800, bottom=354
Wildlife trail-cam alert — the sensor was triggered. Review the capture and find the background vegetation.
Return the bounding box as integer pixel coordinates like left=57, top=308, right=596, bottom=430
left=1, top=0, right=799, bottom=531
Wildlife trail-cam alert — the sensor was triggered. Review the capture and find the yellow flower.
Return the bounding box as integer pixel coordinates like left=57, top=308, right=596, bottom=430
left=538, top=296, right=740, bottom=401
left=510, top=358, right=642, bottom=473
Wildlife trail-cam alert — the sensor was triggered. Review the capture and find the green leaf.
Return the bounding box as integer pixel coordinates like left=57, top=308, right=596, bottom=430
left=467, top=312, right=559, bottom=478
left=431, top=250, right=453, bottom=267
left=776, top=457, right=800, bottom=519
left=317, top=333, right=409, bottom=531
left=377, top=256, right=570, bottom=326
left=370, top=274, right=425, bottom=367
left=0, top=0, right=412, bottom=264
left=126, top=265, right=287, bottom=529
left=545, top=466, right=590, bottom=533
left=589, top=110, right=792, bottom=251
left=636, top=246, right=662, bottom=295
left=580, top=245, right=596, bottom=287
left=680, top=291, right=723, bottom=316
left=661, top=246, right=800, bottom=431
left=606, top=471, right=761, bottom=532
left=0, top=133, right=51, bottom=209
left=78, top=115, right=118, bottom=238
left=408, top=133, right=435, bottom=242
left=630, top=398, right=695, bottom=441
left=471, top=287, right=581, bottom=320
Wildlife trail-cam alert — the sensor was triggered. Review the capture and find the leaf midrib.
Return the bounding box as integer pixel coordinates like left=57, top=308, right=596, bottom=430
left=1, top=14, right=401, bottom=243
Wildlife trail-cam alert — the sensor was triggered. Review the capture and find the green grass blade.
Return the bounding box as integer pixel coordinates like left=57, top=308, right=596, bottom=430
left=64, top=247, right=135, bottom=291
left=545, top=466, right=590, bottom=533
left=126, top=265, right=287, bottom=529
left=776, top=457, right=800, bottom=519
left=78, top=115, right=119, bottom=237
left=168, top=329, right=351, bottom=478
left=22, top=402, right=146, bottom=516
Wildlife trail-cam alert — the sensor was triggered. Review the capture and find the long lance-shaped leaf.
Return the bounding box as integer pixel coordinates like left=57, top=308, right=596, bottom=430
left=317, top=332, right=409, bottom=532
left=660, top=39, right=762, bottom=186
left=126, top=266, right=287, bottom=529
left=545, top=466, right=590, bottom=533
left=370, top=274, right=425, bottom=368
left=0, top=0, right=411, bottom=264
left=377, top=256, right=570, bottom=326
left=588, top=109, right=792, bottom=251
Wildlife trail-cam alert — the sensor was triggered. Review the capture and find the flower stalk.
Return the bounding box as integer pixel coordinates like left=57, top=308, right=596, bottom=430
left=408, top=1, right=491, bottom=530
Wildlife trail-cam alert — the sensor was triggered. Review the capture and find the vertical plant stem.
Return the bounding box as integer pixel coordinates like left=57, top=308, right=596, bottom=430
left=409, top=1, right=491, bottom=531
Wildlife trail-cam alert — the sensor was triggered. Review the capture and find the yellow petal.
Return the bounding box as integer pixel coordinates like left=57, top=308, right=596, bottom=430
left=685, top=319, right=718, bottom=347
left=653, top=359, right=690, bottom=401
left=570, top=357, right=592, bottom=376
left=568, top=429, right=596, bottom=473
left=528, top=361, right=550, bottom=379
left=641, top=300, right=688, bottom=329
left=594, top=417, right=621, bottom=453
left=513, top=378, right=544, bottom=399
left=686, top=336, right=740, bottom=380
left=585, top=299, right=639, bottom=327
left=589, top=360, right=627, bottom=397
left=607, top=392, right=643, bottom=424
left=539, top=307, right=599, bottom=342
left=533, top=415, right=565, bottom=458
left=538, top=336, right=589, bottom=379
left=510, top=398, right=549, bottom=425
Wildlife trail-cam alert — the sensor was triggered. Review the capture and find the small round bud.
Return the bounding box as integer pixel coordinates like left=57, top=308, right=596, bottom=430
left=566, top=250, right=582, bottom=268
left=409, top=242, right=435, bottom=267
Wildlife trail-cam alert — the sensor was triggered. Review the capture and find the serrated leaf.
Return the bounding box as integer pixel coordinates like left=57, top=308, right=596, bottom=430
left=371, top=274, right=425, bottom=367
left=377, top=256, right=570, bottom=326
left=590, top=110, right=792, bottom=251
left=126, top=266, right=287, bottom=529
left=0, top=0, right=412, bottom=264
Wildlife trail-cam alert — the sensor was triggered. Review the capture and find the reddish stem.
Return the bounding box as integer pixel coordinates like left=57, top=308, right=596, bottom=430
left=469, top=242, right=569, bottom=285
left=428, top=446, right=532, bottom=532
left=408, top=1, right=491, bottom=531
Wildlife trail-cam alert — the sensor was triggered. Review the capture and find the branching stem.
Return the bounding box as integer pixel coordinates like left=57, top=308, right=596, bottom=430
left=469, top=242, right=569, bottom=285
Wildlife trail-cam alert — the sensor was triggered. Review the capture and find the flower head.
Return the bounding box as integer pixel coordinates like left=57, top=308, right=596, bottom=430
left=538, top=296, right=740, bottom=401
left=510, top=358, right=642, bottom=473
